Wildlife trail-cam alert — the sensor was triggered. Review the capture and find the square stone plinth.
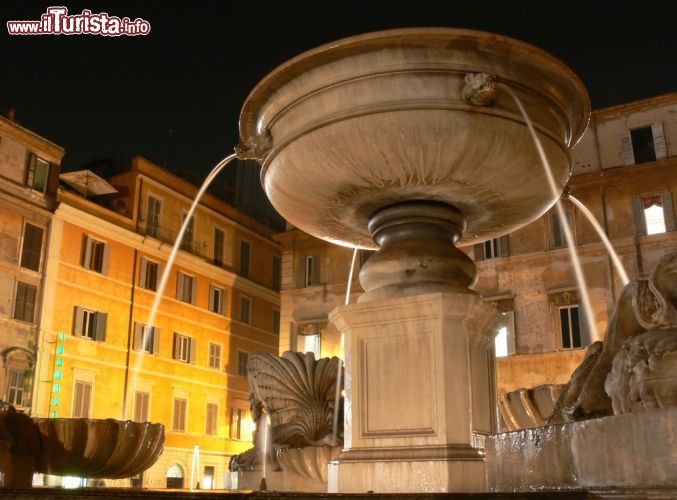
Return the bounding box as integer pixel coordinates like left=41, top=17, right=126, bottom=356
left=329, top=292, right=500, bottom=493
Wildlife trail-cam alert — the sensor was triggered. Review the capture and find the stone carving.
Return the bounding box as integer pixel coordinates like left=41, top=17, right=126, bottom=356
left=0, top=403, right=164, bottom=487
left=547, top=251, right=677, bottom=423
left=605, top=253, right=677, bottom=414
left=461, top=72, right=498, bottom=106
left=230, top=351, right=343, bottom=473
left=499, top=384, right=564, bottom=431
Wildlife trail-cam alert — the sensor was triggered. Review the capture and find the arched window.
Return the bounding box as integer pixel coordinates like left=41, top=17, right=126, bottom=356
left=166, top=463, right=184, bottom=489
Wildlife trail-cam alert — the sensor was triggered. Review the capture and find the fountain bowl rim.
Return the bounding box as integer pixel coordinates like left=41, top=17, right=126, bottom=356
left=239, top=26, right=591, bottom=149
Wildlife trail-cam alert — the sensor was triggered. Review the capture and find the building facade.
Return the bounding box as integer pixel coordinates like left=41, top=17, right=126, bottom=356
left=0, top=112, right=64, bottom=413
left=276, top=93, right=677, bottom=412
left=32, top=156, right=281, bottom=488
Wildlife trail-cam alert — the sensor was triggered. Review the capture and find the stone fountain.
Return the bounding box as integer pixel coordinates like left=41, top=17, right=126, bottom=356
left=237, top=28, right=589, bottom=493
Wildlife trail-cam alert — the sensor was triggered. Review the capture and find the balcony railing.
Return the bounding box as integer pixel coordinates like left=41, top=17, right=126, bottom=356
left=141, top=220, right=209, bottom=261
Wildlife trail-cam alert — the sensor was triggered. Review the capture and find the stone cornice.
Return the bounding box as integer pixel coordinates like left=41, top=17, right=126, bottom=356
left=592, top=92, right=677, bottom=119
left=0, top=115, right=65, bottom=164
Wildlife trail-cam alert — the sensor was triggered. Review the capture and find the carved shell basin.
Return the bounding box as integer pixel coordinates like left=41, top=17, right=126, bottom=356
left=33, top=418, right=165, bottom=479
left=240, top=28, right=590, bottom=249
left=276, top=446, right=341, bottom=483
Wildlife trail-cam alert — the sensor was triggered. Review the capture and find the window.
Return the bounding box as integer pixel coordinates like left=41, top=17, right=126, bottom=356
left=166, top=463, right=184, bottom=489
left=20, top=223, right=44, bottom=271
left=26, top=153, right=50, bottom=194
left=146, top=196, right=162, bottom=238
left=176, top=272, right=196, bottom=304
left=272, top=309, right=280, bottom=335
left=230, top=408, right=244, bottom=439
left=474, top=235, right=510, bottom=261
left=214, top=228, right=225, bottom=267
left=559, top=304, right=591, bottom=349
left=621, top=123, right=667, bottom=166
left=72, top=306, right=107, bottom=341
left=209, top=284, right=225, bottom=315
left=81, top=236, right=109, bottom=274
left=548, top=210, right=573, bottom=250
left=180, top=211, right=194, bottom=252
left=134, top=392, right=150, bottom=422
left=139, top=258, right=160, bottom=291
left=73, top=381, right=92, bottom=418
left=495, top=311, right=516, bottom=358
left=208, top=343, right=222, bottom=370
left=302, top=254, right=321, bottom=287
left=133, top=323, right=159, bottom=354
left=205, top=403, right=218, bottom=436
left=7, top=369, right=26, bottom=407
left=13, top=282, right=37, bottom=323
left=237, top=351, right=249, bottom=377
left=172, top=398, right=187, bottom=432
left=173, top=333, right=195, bottom=363
left=272, top=256, right=281, bottom=291
left=203, top=466, right=215, bottom=490
left=301, top=334, right=321, bottom=359
left=240, top=240, right=250, bottom=278
left=239, top=296, right=251, bottom=324
left=633, top=193, right=675, bottom=236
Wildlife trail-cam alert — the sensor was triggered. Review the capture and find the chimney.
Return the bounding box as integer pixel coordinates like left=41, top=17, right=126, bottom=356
left=7, top=108, right=16, bottom=121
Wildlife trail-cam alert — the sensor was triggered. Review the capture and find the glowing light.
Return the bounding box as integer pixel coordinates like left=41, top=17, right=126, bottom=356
left=53, top=383, right=60, bottom=393
left=58, top=332, right=66, bottom=341
left=50, top=411, right=56, bottom=418
left=495, top=326, right=508, bottom=357
left=54, top=370, right=62, bottom=380
left=56, top=358, right=63, bottom=367
left=57, top=345, right=64, bottom=354
left=52, top=397, right=59, bottom=407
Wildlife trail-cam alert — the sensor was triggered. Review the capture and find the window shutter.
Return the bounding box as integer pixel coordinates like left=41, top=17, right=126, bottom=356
left=661, top=192, right=676, bottom=231
left=473, top=243, right=485, bottom=261
left=94, top=312, right=107, bottom=341
left=73, top=383, right=84, bottom=417
left=83, top=383, right=92, bottom=418
left=133, top=323, right=143, bottom=350
left=176, top=272, right=184, bottom=300
left=208, top=285, right=215, bottom=311
left=138, top=258, right=147, bottom=287
left=25, top=152, right=36, bottom=187
left=499, top=235, right=510, bottom=257
left=620, top=130, right=635, bottom=166
left=632, top=197, right=647, bottom=236
left=156, top=265, right=162, bottom=291
left=296, top=256, right=305, bottom=287
left=173, top=332, right=180, bottom=360
left=191, top=277, right=197, bottom=304
left=73, top=306, right=84, bottom=336
left=311, top=255, right=321, bottom=285
left=13, top=283, right=26, bottom=320
left=220, top=290, right=226, bottom=315
left=651, top=122, right=667, bottom=160
left=189, top=338, right=196, bottom=364
left=152, top=327, right=160, bottom=354
left=82, top=235, right=92, bottom=268
left=101, top=243, right=110, bottom=275
left=21, top=224, right=43, bottom=271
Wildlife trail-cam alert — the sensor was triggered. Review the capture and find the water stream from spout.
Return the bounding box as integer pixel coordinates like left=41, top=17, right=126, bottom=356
left=503, top=87, right=599, bottom=342
left=567, top=194, right=630, bottom=286
left=331, top=247, right=358, bottom=444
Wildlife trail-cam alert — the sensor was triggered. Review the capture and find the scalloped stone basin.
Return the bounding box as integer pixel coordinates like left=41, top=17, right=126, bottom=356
left=34, top=418, right=164, bottom=479
left=239, top=28, right=589, bottom=249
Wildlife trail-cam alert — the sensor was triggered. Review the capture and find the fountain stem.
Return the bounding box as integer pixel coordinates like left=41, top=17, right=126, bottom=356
left=358, top=201, right=477, bottom=302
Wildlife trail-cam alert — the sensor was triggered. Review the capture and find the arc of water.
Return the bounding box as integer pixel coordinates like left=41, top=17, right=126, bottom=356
left=332, top=247, right=359, bottom=444
left=567, top=195, right=630, bottom=286
left=503, top=86, right=599, bottom=342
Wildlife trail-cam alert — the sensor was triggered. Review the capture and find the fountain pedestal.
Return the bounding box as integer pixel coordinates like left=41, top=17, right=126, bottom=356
left=328, top=292, right=499, bottom=493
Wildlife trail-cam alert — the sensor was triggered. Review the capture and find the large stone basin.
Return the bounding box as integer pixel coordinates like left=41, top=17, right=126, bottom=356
left=239, top=28, right=589, bottom=249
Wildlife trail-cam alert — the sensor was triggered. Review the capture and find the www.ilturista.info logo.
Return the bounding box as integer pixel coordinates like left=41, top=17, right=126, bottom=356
left=7, top=6, right=151, bottom=36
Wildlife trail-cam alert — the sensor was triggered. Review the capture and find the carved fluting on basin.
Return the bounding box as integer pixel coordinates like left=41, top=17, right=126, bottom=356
left=230, top=352, right=343, bottom=473
left=499, top=384, right=564, bottom=431
left=239, top=28, right=590, bottom=249
left=34, top=418, right=165, bottom=478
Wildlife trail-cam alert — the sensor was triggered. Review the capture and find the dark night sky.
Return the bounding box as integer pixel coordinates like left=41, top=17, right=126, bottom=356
left=2, top=1, right=676, bottom=174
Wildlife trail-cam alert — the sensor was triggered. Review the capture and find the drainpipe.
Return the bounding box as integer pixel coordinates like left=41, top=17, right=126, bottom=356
left=121, top=176, right=143, bottom=419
